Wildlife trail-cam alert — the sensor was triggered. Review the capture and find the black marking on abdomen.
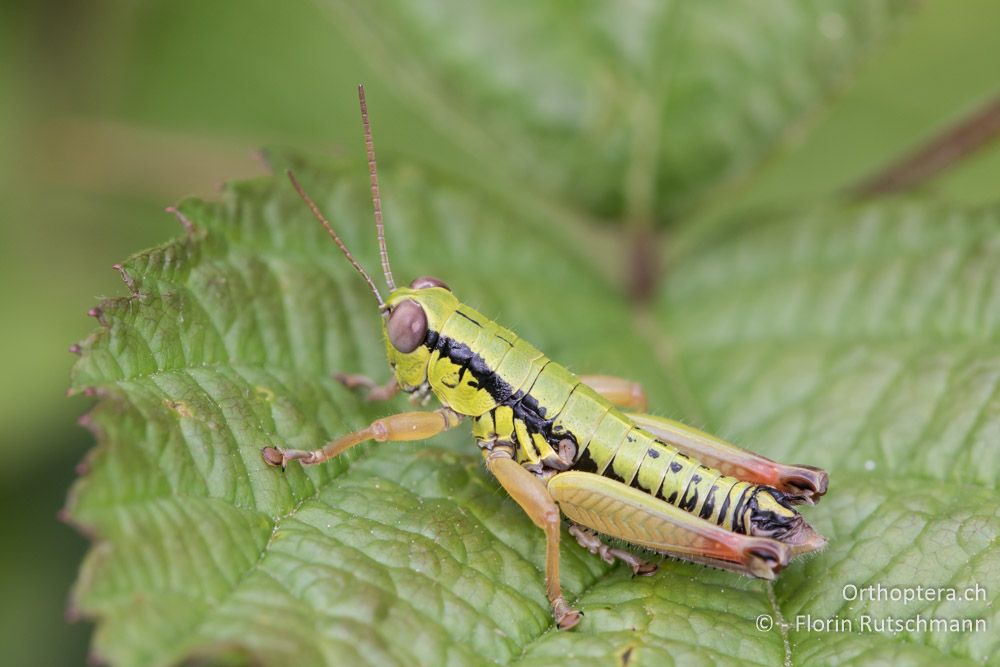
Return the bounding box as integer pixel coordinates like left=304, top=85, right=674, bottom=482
left=678, top=474, right=701, bottom=512
left=699, top=484, right=718, bottom=520
left=747, top=489, right=798, bottom=540
left=647, top=448, right=660, bottom=459
left=716, top=488, right=733, bottom=525
left=732, top=486, right=753, bottom=534
left=575, top=448, right=599, bottom=473
left=603, top=463, right=626, bottom=484
left=629, top=471, right=649, bottom=492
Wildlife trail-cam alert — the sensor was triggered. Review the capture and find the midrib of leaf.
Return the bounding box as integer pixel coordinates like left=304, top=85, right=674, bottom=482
left=620, top=1, right=687, bottom=231
left=764, top=582, right=792, bottom=667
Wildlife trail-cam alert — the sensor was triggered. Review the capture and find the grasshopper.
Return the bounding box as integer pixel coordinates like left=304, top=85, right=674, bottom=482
left=263, top=86, right=828, bottom=630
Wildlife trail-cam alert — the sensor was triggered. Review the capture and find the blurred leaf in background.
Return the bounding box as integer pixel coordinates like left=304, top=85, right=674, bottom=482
left=2, top=0, right=1000, bottom=665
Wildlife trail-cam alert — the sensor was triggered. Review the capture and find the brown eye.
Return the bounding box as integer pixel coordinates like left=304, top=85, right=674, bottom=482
left=409, top=276, right=450, bottom=291
left=387, top=300, right=428, bottom=353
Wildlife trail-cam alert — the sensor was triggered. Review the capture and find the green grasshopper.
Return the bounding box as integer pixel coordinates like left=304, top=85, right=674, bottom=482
left=263, top=86, right=828, bottom=630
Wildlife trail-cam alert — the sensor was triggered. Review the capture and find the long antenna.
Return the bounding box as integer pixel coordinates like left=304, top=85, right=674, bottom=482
left=287, top=170, right=385, bottom=309
left=358, top=84, right=396, bottom=291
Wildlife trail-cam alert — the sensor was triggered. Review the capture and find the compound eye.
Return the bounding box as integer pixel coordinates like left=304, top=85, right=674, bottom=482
left=409, top=275, right=450, bottom=291
left=387, top=300, right=428, bottom=353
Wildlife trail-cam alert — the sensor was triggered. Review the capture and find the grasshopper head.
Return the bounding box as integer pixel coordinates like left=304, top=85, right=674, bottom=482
left=383, top=278, right=457, bottom=391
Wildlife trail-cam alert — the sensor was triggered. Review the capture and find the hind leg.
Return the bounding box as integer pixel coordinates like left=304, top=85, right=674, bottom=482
left=548, top=471, right=792, bottom=579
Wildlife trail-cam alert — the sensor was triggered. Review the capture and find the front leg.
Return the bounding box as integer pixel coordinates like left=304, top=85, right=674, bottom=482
left=263, top=408, right=462, bottom=468
left=484, top=448, right=582, bottom=630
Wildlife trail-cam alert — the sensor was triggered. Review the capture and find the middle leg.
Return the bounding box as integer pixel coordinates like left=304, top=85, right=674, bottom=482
left=335, top=372, right=399, bottom=401
left=484, top=447, right=582, bottom=630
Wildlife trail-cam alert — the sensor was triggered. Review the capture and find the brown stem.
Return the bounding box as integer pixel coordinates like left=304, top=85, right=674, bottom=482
left=852, top=91, right=1000, bottom=198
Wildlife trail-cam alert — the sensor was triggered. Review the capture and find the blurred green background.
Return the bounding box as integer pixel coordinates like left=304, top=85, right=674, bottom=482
left=1, top=1, right=998, bottom=664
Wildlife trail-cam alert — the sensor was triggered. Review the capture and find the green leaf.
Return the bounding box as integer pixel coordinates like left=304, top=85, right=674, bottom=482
left=323, top=0, right=912, bottom=221
left=63, top=4, right=989, bottom=665
left=67, top=154, right=999, bottom=665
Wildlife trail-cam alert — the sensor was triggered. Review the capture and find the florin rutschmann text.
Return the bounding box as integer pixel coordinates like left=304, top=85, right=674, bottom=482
left=754, top=583, right=988, bottom=635
left=791, top=614, right=985, bottom=634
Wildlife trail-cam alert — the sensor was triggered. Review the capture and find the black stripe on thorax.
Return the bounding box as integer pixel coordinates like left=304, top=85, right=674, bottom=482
left=423, top=330, right=572, bottom=450
left=425, top=330, right=514, bottom=402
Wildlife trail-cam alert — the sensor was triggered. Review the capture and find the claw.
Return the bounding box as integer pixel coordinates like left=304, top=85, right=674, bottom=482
left=261, top=446, right=285, bottom=468
left=633, top=561, right=658, bottom=577
left=552, top=597, right=582, bottom=630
